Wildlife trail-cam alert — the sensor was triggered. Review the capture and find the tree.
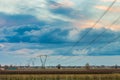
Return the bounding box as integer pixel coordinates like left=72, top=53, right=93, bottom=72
left=57, top=64, right=61, bottom=69
left=85, top=63, right=90, bottom=70
left=115, top=64, right=118, bottom=69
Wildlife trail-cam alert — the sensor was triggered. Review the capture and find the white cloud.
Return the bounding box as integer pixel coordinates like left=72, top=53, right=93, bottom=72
left=0, top=44, right=5, bottom=48
left=100, top=0, right=120, bottom=2
left=25, top=28, right=50, bottom=36
left=50, top=0, right=75, bottom=8
left=68, top=29, right=80, bottom=41
left=72, top=49, right=88, bottom=55
left=5, top=47, right=55, bottom=57
left=0, top=0, right=73, bottom=22
left=13, top=49, right=32, bottom=55
left=0, top=0, right=47, bottom=14
left=32, top=50, right=55, bottom=57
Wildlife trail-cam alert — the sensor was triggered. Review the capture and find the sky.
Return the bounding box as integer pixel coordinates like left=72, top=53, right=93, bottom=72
left=0, top=0, right=120, bottom=66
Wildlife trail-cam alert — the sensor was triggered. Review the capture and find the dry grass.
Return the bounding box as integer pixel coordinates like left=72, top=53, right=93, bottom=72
left=0, top=74, right=120, bottom=80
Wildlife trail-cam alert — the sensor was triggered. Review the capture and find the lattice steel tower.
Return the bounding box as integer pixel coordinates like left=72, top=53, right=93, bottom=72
left=38, top=55, right=47, bottom=69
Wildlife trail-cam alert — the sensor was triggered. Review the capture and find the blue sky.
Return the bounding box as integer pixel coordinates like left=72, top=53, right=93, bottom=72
left=0, top=0, right=120, bottom=66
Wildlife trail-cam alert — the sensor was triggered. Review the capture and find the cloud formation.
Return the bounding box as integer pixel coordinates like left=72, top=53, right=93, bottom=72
left=0, top=0, right=119, bottom=65
left=0, top=0, right=73, bottom=22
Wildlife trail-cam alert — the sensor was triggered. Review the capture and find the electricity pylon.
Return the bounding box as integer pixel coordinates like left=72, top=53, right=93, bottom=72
left=38, top=55, right=47, bottom=69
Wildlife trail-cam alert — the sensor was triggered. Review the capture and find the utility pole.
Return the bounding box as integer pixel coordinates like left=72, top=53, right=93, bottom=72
left=38, top=55, right=47, bottom=69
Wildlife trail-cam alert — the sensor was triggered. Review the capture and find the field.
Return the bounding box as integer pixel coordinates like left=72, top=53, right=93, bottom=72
left=0, top=74, right=120, bottom=80
left=0, top=69, right=120, bottom=80
left=0, top=69, right=120, bottom=74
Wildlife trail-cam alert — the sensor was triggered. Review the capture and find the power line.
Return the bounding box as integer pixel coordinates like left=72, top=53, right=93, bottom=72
left=48, top=0, right=117, bottom=65
left=65, top=0, right=117, bottom=51
left=82, top=16, right=120, bottom=50
left=98, top=35, right=120, bottom=50
left=62, top=16, right=120, bottom=65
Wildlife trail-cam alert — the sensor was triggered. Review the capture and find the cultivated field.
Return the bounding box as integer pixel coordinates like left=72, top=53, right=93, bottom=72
left=0, top=69, right=120, bottom=80
left=0, top=69, right=120, bottom=74
left=0, top=74, right=120, bottom=80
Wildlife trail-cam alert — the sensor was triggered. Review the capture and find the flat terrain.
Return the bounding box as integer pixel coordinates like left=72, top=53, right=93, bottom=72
left=0, top=69, right=120, bottom=80
left=0, top=69, right=120, bottom=74
left=0, top=74, right=120, bottom=80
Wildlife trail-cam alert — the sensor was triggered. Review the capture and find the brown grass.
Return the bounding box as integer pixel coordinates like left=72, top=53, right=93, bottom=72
left=0, top=74, right=120, bottom=80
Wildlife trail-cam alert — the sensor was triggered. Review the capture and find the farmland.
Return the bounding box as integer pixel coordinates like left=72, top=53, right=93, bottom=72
left=0, top=69, right=120, bottom=80
left=0, top=69, right=120, bottom=74
left=0, top=74, right=120, bottom=80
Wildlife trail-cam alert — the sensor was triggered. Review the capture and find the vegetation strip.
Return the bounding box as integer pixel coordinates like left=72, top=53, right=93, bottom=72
left=0, top=69, right=120, bottom=74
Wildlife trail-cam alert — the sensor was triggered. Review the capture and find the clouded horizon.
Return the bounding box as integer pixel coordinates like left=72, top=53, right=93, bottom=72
left=0, top=0, right=120, bottom=66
